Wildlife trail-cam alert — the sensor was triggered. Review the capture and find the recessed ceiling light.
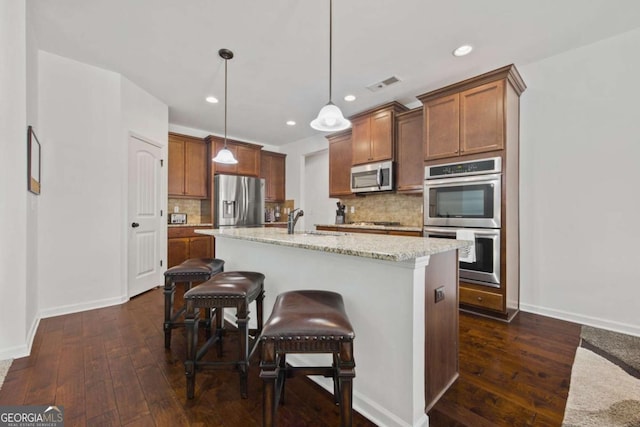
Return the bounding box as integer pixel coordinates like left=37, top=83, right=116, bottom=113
left=286, top=120, right=296, bottom=126
left=206, top=96, right=219, bottom=103
left=453, top=45, right=473, bottom=57
left=344, top=94, right=356, bottom=102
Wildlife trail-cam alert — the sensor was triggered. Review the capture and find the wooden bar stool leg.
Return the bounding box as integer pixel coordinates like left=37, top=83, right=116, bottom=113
left=216, top=307, right=224, bottom=357
left=260, top=341, right=279, bottom=427
left=163, top=276, right=176, bottom=349
left=236, top=302, right=249, bottom=398
left=338, top=341, right=355, bottom=427
left=185, top=301, right=199, bottom=399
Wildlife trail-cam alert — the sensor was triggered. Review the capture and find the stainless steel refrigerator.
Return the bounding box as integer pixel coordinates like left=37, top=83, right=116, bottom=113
left=213, top=174, right=265, bottom=228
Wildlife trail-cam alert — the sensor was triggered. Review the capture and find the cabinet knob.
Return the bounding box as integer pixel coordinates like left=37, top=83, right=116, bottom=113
left=131, top=222, right=140, bottom=228
left=477, top=296, right=483, bottom=301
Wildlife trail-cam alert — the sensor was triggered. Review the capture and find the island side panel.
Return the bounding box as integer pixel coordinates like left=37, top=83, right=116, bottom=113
left=424, top=250, right=460, bottom=411
left=215, top=236, right=428, bottom=427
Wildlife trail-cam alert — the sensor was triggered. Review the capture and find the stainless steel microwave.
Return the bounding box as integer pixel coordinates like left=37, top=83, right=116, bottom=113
left=350, top=160, right=393, bottom=193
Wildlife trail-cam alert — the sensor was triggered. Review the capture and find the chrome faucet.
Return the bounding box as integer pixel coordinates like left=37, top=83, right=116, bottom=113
left=287, top=208, right=304, bottom=234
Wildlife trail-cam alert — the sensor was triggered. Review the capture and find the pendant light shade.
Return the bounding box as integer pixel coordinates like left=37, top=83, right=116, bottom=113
left=212, top=146, right=237, bottom=164
left=311, top=102, right=350, bottom=131
left=310, top=0, right=350, bottom=132
left=213, top=48, right=238, bottom=165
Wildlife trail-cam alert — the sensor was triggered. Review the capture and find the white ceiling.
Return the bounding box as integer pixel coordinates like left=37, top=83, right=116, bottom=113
left=28, top=0, right=640, bottom=146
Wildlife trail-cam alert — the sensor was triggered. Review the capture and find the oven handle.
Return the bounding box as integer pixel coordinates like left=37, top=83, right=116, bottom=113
left=423, top=226, right=500, bottom=237
left=424, top=172, right=502, bottom=187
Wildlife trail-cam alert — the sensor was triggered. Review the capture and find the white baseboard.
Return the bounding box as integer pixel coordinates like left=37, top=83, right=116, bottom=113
left=0, top=295, right=129, bottom=360
left=520, top=303, right=640, bottom=337
left=39, top=295, right=129, bottom=319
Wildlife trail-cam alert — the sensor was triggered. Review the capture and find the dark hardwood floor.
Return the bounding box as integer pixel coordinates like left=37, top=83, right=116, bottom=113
left=0, top=287, right=581, bottom=426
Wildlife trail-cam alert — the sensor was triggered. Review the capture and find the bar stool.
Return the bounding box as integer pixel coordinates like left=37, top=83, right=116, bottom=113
left=259, top=290, right=356, bottom=427
left=184, top=271, right=265, bottom=399
left=163, top=258, right=225, bottom=348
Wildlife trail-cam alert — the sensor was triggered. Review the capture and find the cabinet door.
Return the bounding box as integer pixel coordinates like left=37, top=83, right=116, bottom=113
left=424, top=94, right=460, bottom=160
left=460, top=80, right=505, bottom=155
left=260, top=152, right=285, bottom=202
left=259, top=154, right=272, bottom=200
left=329, top=133, right=353, bottom=197
left=396, top=110, right=424, bottom=192
left=370, top=109, right=393, bottom=162
left=271, top=156, right=287, bottom=202
left=189, top=236, right=213, bottom=259
left=184, top=139, right=208, bottom=198
left=236, top=144, right=261, bottom=177
left=168, top=138, right=186, bottom=196
left=168, top=237, right=189, bottom=268
left=351, top=116, right=372, bottom=165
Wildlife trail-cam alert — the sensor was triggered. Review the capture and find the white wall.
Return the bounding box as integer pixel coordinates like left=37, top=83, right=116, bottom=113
left=25, top=0, right=40, bottom=353
left=34, top=52, right=168, bottom=324
left=304, top=149, right=339, bottom=229
left=280, top=133, right=329, bottom=230
left=37, top=52, right=125, bottom=316
left=519, top=28, right=640, bottom=335
left=0, top=1, right=29, bottom=359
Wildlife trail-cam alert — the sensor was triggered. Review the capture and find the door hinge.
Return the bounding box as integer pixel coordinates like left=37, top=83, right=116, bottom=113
left=160, top=260, right=163, bottom=267
left=160, top=159, right=164, bottom=167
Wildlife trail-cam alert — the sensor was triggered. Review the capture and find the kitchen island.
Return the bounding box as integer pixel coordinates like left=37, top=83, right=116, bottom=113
left=195, top=227, right=469, bottom=427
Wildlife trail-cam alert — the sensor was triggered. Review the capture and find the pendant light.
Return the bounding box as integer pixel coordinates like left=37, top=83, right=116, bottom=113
left=212, top=48, right=238, bottom=164
left=310, top=0, right=351, bottom=132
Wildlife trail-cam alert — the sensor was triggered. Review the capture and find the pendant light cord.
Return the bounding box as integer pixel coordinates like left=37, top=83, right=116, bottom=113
left=329, top=0, right=333, bottom=103
left=224, top=56, right=228, bottom=148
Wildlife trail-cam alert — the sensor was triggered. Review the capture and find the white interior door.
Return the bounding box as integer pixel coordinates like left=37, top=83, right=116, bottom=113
left=128, top=135, right=163, bottom=297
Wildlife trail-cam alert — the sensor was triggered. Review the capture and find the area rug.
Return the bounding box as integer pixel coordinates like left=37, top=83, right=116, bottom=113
left=0, top=359, right=12, bottom=390
left=562, top=326, right=640, bottom=427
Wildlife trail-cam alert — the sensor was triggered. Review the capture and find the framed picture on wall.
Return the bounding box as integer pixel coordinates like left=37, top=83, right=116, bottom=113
left=27, top=125, right=41, bottom=195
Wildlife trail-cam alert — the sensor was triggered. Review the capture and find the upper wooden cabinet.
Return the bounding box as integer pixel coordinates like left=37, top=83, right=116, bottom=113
left=168, top=133, right=209, bottom=198
left=327, top=130, right=353, bottom=197
left=418, top=65, right=526, bottom=161
left=206, top=136, right=262, bottom=177
left=260, top=151, right=286, bottom=202
left=395, top=108, right=424, bottom=193
left=350, top=102, right=408, bottom=165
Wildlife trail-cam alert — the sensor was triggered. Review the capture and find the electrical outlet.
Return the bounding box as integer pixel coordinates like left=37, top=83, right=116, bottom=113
left=435, top=286, right=445, bottom=303
left=350, top=206, right=355, bottom=213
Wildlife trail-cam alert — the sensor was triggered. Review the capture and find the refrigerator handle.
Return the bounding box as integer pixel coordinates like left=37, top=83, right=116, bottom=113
left=243, top=177, right=248, bottom=223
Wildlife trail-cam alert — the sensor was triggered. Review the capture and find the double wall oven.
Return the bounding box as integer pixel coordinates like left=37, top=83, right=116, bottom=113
left=424, top=157, right=502, bottom=288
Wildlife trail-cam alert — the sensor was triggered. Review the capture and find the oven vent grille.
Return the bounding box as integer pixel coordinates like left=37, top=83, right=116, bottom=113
left=366, top=76, right=400, bottom=92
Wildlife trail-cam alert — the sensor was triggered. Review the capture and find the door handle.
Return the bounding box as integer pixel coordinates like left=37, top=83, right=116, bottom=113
left=131, top=222, right=140, bottom=228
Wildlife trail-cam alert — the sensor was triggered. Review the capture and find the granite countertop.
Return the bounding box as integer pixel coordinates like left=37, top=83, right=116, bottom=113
left=168, top=223, right=213, bottom=228
left=195, top=227, right=469, bottom=262
left=315, top=223, right=423, bottom=232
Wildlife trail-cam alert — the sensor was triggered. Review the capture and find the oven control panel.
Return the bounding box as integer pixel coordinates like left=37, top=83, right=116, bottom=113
left=426, top=157, right=502, bottom=179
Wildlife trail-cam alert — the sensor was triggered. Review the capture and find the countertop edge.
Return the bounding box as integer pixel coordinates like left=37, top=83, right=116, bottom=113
left=196, top=228, right=469, bottom=262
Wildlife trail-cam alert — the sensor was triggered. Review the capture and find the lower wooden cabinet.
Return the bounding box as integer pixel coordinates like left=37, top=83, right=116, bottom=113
left=167, top=226, right=213, bottom=268
left=459, top=285, right=504, bottom=312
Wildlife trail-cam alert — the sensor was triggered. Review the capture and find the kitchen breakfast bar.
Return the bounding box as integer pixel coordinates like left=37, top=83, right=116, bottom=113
left=195, top=227, right=469, bottom=427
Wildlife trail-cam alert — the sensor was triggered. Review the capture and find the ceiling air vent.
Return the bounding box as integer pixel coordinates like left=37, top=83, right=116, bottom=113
left=366, top=76, right=400, bottom=92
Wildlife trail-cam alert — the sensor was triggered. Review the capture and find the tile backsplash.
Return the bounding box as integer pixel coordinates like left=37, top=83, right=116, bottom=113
left=168, top=198, right=211, bottom=224
left=340, top=193, right=423, bottom=227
